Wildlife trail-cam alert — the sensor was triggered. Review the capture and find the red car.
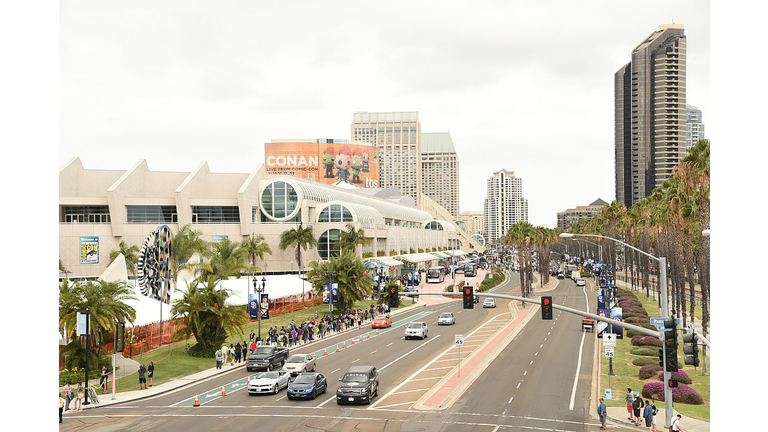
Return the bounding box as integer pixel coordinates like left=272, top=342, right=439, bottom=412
left=371, top=315, right=392, bottom=329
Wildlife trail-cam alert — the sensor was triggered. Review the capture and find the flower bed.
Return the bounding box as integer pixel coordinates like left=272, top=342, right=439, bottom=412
left=642, top=381, right=704, bottom=405
left=631, top=335, right=662, bottom=347
left=658, top=370, right=692, bottom=385
left=639, top=365, right=663, bottom=379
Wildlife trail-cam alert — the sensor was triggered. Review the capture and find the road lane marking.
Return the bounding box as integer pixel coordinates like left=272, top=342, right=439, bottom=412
left=569, top=282, right=591, bottom=411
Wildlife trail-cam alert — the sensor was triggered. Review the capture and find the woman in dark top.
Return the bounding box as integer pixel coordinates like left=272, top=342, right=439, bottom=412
left=147, top=362, right=155, bottom=387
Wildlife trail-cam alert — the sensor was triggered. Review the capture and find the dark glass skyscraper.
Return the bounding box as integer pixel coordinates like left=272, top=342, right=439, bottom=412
left=615, top=24, right=687, bottom=208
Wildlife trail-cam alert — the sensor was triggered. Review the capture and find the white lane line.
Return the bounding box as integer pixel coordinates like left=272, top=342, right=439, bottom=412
left=331, top=368, right=340, bottom=374
left=386, top=343, right=394, bottom=347
left=351, top=358, right=360, bottom=363
left=569, top=282, right=591, bottom=411
left=390, top=388, right=431, bottom=395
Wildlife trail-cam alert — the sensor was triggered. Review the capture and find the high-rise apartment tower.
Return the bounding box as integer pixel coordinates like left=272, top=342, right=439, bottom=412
left=483, top=169, right=528, bottom=244
left=352, top=112, right=422, bottom=206
left=421, top=132, right=460, bottom=217
left=686, top=104, right=706, bottom=148
left=615, top=24, right=687, bottom=208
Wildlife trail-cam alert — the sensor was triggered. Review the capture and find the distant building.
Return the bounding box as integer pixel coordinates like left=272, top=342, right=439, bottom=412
left=557, top=199, right=608, bottom=230
left=352, top=112, right=422, bottom=206
left=686, top=104, right=706, bottom=148
left=615, top=23, right=687, bottom=208
left=420, top=132, right=460, bottom=217
left=483, top=169, right=528, bottom=244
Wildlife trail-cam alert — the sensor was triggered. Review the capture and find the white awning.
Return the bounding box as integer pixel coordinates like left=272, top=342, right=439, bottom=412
left=431, top=252, right=450, bottom=258
left=393, top=253, right=441, bottom=264
left=363, top=257, right=404, bottom=267
left=444, top=249, right=469, bottom=257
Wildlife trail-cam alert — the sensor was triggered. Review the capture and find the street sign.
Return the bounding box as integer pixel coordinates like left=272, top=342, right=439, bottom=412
left=604, top=389, right=612, bottom=400
left=455, top=334, right=464, bottom=345
left=651, top=317, right=680, bottom=330
left=602, top=333, right=616, bottom=347
left=605, top=347, right=614, bottom=358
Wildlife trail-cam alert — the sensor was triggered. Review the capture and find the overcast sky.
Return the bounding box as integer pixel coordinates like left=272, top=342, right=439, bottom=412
left=58, top=0, right=710, bottom=227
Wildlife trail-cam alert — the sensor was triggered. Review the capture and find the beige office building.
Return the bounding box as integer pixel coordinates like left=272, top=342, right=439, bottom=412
left=556, top=198, right=608, bottom=230
left=59, top=157, right=463, bottom=279
left=421, top=132, right=460, bottom=217
left=351, top=112, right=422, bottom=207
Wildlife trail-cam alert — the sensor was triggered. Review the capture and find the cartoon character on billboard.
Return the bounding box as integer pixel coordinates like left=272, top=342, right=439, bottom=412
left=350, top=148, right=363, bottom=184
left=322, top=146, right=335, bottom=178
left=335, top=145, right=351, bottom=184
left=362, top=150, right=370, bottom=173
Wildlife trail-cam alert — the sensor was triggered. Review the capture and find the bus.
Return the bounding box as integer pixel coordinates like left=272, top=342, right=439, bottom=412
left=426, top=266, right=445, bottom=283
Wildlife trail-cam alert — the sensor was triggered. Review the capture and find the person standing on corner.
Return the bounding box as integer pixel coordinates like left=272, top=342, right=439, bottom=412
left=147, top=362, right=154, bottom=387
left=625, top=388, right=634, bottom=422
left=597, top=397, right=607, bottom=430
left=632, top=393, right=644, bottom=425
left=62, top=381, right=73, bottom=412
left=99, top=365, right=110, bottom=393
left=138, top=364, right=147, bottom=390
left=671, top=414, right=683, bottom=431
left=642, top=399, right=654, bottom=431
left=215, top=347, right=224, bottom=369
left=59, top=393, right=65, bottom=423
left=649, top=399, right=658, bottom=432
left=74, top=382, right=84, bottom=411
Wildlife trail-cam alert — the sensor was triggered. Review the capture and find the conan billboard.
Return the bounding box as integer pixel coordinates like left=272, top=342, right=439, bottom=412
left=265, top=141, right=380, bottom=188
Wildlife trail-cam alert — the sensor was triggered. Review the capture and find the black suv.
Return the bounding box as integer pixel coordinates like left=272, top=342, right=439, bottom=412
left=336, top=365, right=379, bottom=405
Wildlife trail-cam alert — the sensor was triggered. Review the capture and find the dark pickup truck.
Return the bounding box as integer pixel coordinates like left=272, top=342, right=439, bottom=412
left=246, top=346, right=289, bottom=372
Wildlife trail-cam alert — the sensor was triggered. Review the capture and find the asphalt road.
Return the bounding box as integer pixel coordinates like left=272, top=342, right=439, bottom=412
left=61, top=273, right=604, bottom=432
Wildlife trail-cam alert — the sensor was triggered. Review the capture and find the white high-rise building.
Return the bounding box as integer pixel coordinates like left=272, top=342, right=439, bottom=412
left=686, top=104, right=706, bottom=148
left=483, top=169, right=528, bottom=244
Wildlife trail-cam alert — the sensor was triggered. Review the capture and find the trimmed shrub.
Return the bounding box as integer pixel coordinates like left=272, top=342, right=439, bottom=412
left=630, top=347, right=659, bottom=357
left=658, top=370, right=692, bottom=385
left=642, top=382, right=704, bottom=405
left=631, top=335, right=662, bottom=347
left=632, top=357, right=659, bottom=366
left=639, top=365, right=663, bottom=379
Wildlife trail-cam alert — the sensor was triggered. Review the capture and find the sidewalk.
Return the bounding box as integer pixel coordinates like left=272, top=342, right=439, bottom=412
left=61, top=300, right=428, bottom=414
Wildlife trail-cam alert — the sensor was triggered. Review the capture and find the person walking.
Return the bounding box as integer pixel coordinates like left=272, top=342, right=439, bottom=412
left=62, top=381, right=73, bottom=412
left=234, top=342, right=242, bottom=363
left=597, top=397, right=607, bottom=430
left=74, top=382, right=84, bottom=411
left=642, top=400, right=654, bottom=431
left=229, top=344, right=235, bottom=366
left=99, top=365, right=110, bottom=393
left=671, top=414, right=683, bottom=431
left=649, top=399, right=658, bottom=432
left=59, top=393, right=66, bottom=423
left=147, top=362, right=155, bottom=387
left=138, top=364, right=147, bottom=389
left=215, top=347, right=224, bottom=369
left=625, top=388, right=634, bottom=422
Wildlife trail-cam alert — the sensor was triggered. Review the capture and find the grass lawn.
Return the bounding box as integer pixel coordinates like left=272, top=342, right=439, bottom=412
left=112, top=297, right=415, bottom=393
left=599, top=286, right=711, bottom=422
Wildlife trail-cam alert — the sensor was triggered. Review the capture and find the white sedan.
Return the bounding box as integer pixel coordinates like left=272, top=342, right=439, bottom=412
left=483, top=298, right=496, bottom=308
left=438, top=312, right=455, bottom=325
left=576, top=278, right=586, bottom=286
left=283, top=353, right=316, bottom=377
left=247, top=371, right=290, bottom=395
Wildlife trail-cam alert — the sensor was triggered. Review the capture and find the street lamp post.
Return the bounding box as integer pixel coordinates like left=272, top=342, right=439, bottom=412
left=252, top=276, right=267, bottom=341
left=560, top=232, right=673, bottom=427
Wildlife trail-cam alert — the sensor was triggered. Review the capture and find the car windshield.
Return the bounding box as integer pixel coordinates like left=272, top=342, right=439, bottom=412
left=287, top=355, right=306, bottom=363
left=485, top=298, right=494, bottom=302
left=407, top=322, right=423, bottom=329
left=254, top=347, right=274, bottom=355
left=342, top=373, right=368, bottom=383
left=292, top=375, right=315, bottom=384
left=254, top=372, right=278, bottom=379
left=374, top=316, right=386, bottom=320
left=440, top=313, right=452, bottom=318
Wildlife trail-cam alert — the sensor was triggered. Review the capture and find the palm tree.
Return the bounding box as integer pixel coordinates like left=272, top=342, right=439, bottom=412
left=108, top=240, right=140, bottom=276
left=59, top=279, right=137, bottom=357
left=336, top=223, right=371, bottom=257
left=171, top=224, right=210, bottom=286
left=171, top=278, right=247, bottom=350
left=279, top=223, right=319, bottom=269
left=305, top=252, right=374, bottom=314
left=194, top=238, right=249, bottom=284
left=241, top=233, right=272, bottom=273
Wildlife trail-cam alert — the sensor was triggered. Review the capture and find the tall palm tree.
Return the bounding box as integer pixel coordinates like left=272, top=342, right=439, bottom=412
left=279, top=223, right=319, bottom=269
left=241, top=233, right=272, bottom=273
left=108, top=240, right=140, bottom=276
left=196, top=238, right=249, bottom=284
left=59, top=279, right=137, bottom=357
left=171, top=224, right=210, bottom=286
left=336, top=223, right=371, bottom=257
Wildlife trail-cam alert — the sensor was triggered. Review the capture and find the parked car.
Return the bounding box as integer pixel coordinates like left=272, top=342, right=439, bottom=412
left=372, top=314, right=392, bottom=329
left=283, top=353, right=316, bottom=377
left=336, top=365, right=379, bottom=405
left=576, top=278, right=586, bottom=287
left=483, top=297, right=497, bottom=308
left=247, top=370, right=290, bottom=395
left=438, top=312, right=455, bottom=325
left=287, top=372, right=327, bottom=400
left=404, top=321, right=428, bottom=339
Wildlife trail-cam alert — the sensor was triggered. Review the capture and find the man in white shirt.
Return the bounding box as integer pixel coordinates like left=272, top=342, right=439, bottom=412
left=671, top=414, right=683, bottom=431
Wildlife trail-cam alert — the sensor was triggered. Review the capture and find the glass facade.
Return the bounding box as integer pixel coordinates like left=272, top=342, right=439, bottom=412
left=261, top=180, right=299, bottom=220
left=126, top=206, right=177, bottom=224
left=318, top=204, right=353, bottom=223
left=318, top=229, right=341, bottom=260
left=192, top=206, right=240, bottom=224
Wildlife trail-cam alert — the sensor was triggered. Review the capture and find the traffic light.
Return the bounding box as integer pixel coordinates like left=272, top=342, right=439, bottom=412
left=541, top=296, right=553, bottom=320
left=683, top=331, right=700, bottom=367
left=388, top=285, right=399, bottom=309
left=667, top=378, right=678, bottom=388
left=463, top=285, right=474, bottom=309
left=115, top=322, right=125, bottom=353
left=663, top=318, right=679, bottom=373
